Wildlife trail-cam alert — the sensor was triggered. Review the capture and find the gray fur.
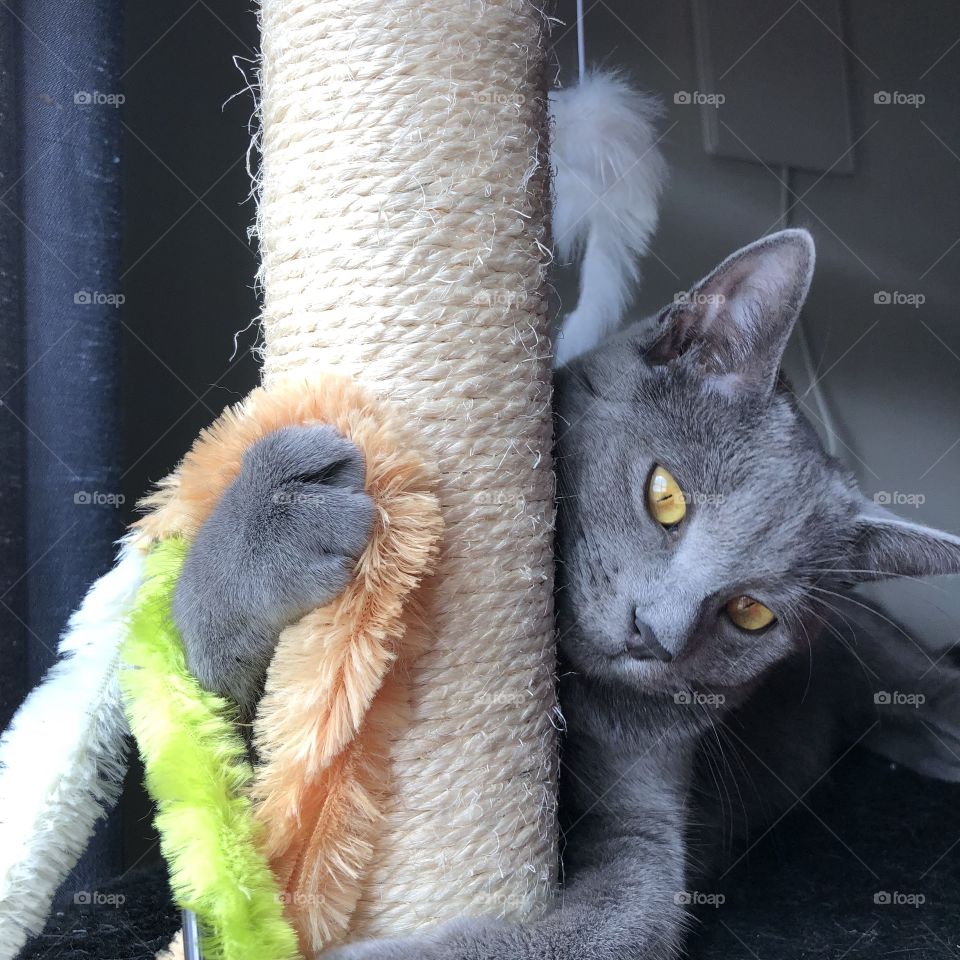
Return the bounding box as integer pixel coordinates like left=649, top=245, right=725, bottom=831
left=172, top=424, right=374, bottom=718
left=173, top=230, right=960, bottom=959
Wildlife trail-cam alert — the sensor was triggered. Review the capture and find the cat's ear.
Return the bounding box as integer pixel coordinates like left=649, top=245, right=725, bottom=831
left=646, top=229, right=815, bottom=397
left=848, top=511, right=960, bottom=582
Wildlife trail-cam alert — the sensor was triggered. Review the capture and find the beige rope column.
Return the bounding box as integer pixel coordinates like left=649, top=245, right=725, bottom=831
left=255, top=0, right=558, bottom=944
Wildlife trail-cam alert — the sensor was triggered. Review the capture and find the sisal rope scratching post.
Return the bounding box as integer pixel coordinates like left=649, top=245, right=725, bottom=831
left=255, top=0, right=557, bottom=944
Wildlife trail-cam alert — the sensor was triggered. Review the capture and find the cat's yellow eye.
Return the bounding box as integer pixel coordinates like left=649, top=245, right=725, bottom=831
left=647, top=465, right=687, bottom=527
left=726, top=596, right=776, bottom=631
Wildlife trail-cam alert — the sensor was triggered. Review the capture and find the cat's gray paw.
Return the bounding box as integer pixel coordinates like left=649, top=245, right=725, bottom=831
left=173, top=424, right=374, bottom=716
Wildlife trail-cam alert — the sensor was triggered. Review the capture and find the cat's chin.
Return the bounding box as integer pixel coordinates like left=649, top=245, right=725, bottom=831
left=607, top=652, right=677, bottom=691
left=606, top=653, right=736, bottom=701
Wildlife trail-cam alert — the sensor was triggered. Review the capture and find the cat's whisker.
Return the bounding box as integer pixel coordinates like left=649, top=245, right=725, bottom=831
left=696, top=705, right=760, bottom=853
left=695, top=734, right=732, bottom=851
left=806, top=565, right=955, bottom=595
left=808, top=586, right=936, bottom=666
left=796, top=596, right=881, bottom=683
left=784, top=607, right=816, bottom=702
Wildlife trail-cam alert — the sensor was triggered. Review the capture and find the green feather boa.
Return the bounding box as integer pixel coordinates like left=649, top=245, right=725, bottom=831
left=120, top=537, right=300, bottom=960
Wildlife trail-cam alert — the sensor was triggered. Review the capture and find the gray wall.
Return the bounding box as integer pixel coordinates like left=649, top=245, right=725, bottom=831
left=554, top=0, right=960, bottom=652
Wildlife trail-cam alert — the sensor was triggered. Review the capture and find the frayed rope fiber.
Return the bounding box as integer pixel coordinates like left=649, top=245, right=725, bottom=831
left=119, top=538, right=300, bottom=960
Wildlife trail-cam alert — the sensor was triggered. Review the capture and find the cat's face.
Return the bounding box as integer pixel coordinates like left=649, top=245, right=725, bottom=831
left=554, top=230, right=960, bottom=697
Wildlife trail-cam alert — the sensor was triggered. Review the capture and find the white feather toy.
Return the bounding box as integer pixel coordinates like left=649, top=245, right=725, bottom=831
left=550, top=71, right=668, bottom=365
left=0, top=545, right=144, bottom=960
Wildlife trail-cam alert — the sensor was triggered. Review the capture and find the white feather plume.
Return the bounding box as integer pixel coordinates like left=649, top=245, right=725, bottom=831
left=550, top=71, right=667, bottom=365
left=0, top=545, right=144, bottom=960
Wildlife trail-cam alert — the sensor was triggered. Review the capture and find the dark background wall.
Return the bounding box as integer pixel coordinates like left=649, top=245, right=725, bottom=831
left=119, top=0, right=960, bottom=868
left=122, top=0, right=259, bottom=514
left=121, top=0, right=259, bottom=870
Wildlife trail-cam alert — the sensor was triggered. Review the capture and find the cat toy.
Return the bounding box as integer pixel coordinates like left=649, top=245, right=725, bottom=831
left=550, top=0, right=667, bottom=365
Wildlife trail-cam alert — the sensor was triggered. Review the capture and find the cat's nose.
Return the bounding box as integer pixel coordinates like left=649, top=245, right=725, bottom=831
left=627, top=613, right=673, bottom=662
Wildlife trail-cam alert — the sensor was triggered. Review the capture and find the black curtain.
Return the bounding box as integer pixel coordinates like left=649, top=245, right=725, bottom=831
left=1, top=0, right=126, bottom=891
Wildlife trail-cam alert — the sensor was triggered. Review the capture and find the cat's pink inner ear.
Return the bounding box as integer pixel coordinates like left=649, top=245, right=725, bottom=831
left=649, top=230, right=815, bottom=395
left=693, top=231, right=814, bottom=345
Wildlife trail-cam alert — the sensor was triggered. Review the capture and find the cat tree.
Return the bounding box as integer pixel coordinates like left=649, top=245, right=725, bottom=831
left=0, top=2, right=558, bottom=958
left=249, top=0, right=557, bottom=951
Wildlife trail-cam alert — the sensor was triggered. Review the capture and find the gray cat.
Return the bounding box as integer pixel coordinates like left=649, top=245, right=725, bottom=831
left=174, top=229, right=960, bottom=959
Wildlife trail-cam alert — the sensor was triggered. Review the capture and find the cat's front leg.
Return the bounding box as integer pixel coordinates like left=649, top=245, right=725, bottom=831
left=318, top=917, right=519, bottom=960
left=323, top=827, right=689, bottom=960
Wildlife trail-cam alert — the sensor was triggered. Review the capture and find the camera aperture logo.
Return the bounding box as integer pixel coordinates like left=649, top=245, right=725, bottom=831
left=74, top=290, right=125, bottom=308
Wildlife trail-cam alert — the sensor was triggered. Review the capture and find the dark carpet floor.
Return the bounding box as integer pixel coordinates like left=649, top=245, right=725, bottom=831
left=689, top=749, right=960, bottom=959
left=20, top=750, right=959, bottom=959
left=20, top=867, right=178, bottom=960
